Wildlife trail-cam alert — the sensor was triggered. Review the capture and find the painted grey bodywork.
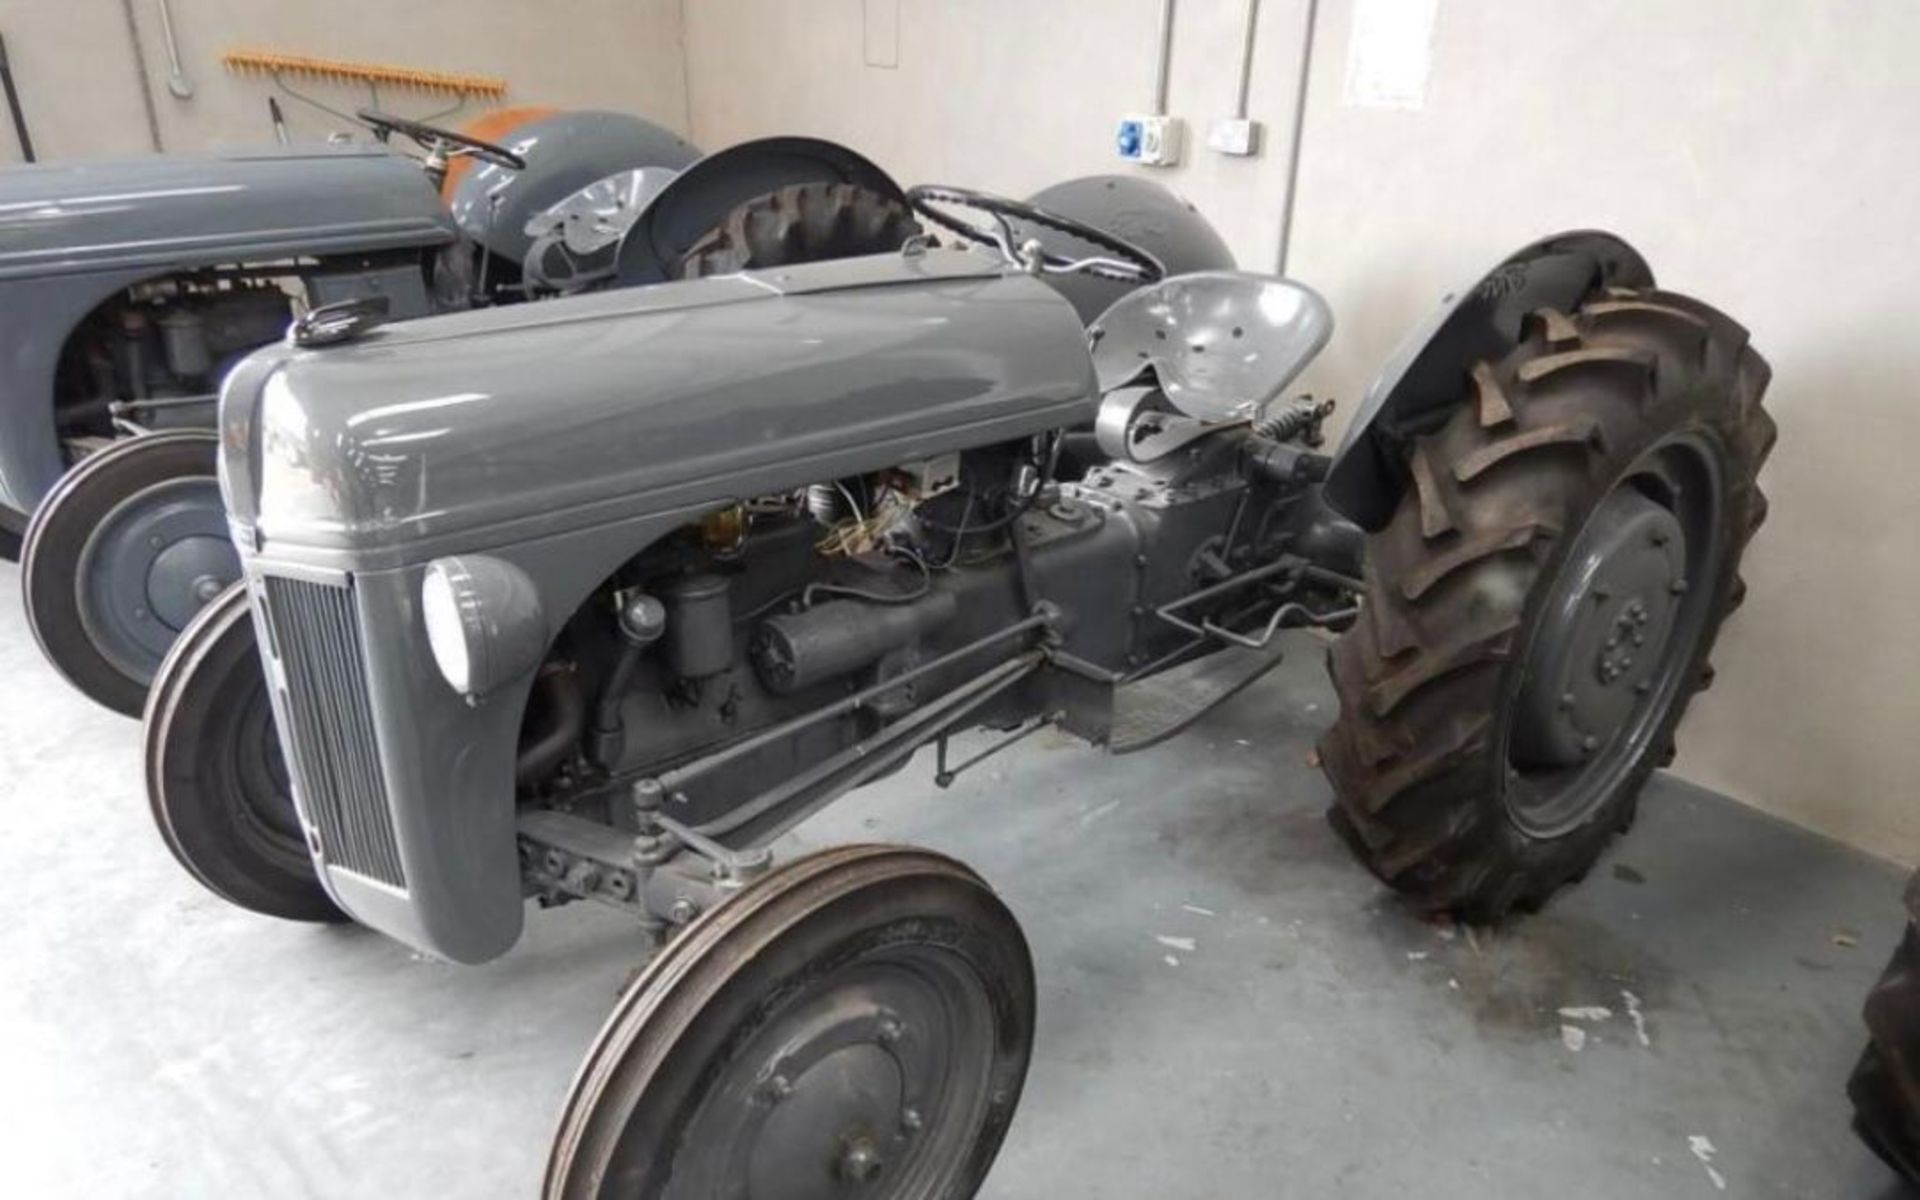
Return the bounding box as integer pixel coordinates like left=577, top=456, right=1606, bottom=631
left=221, top=248, right=1095, bottom=962
left=448, top=111, right=699, bottom=267
left=0, top=147, right=454, bottom=512
left=1021, top=175, right=1237, bottom=324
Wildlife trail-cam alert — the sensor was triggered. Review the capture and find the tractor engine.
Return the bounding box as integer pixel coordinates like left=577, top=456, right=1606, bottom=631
left=52, top=253, right=438, bottom=444
left=518, top=410, right=1360, bottom=874
left=54, top=279, right=293, bottom=439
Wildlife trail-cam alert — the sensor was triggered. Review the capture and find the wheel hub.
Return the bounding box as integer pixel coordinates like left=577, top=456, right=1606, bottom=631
left=660, top=959, right=984, bottom=1200
left=739, top=993, right=938, bottom=1198
left=1514, top=489, right=1685, bottom=772
left=76, top=477, right=239, bottom=682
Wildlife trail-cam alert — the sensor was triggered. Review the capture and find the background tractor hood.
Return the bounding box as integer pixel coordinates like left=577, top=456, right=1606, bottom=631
left=0, top=145, right=456, bottom=281
left=221, top=248, right=1098, bottom=568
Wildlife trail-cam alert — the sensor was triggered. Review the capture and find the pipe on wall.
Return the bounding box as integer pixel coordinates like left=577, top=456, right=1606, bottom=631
left=118, top=0, right=164, bottom=151
left=1231, top=0, right=1262, bottom=120
left=1274, top=0, right=1320, bottom=274
left=1150, top=0, right=1176, bottom=116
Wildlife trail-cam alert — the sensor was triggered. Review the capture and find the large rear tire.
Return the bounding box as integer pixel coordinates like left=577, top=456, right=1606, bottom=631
left=676, top=181, right=920, bottom=278
left=1849, top=876, right=1920, bottom=1185
left=1319, top=287, right=1774, bottom=922
left=22, top=430, right=239, bottom=716
left=144, top=583, right=342, bottom=924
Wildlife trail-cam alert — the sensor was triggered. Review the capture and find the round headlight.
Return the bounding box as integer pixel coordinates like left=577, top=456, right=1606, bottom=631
left=420, top=555, right=547, bottom=699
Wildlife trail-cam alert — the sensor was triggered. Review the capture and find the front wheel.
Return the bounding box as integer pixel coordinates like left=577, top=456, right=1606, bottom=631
left=1319, top=287, right=1775, bottom=922
left=22, top=430, right=239, bottom=715
left=144, top=582, right=342, bottom=923
left=545, top=845, right=1035, bottom=1199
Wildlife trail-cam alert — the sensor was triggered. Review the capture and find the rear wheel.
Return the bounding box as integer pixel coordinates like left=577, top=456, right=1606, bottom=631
left=677, top=181, right=921, bottom=278
left=1849, top=877, right=1920, bottom=1185
left=144, top=583, right=341, bottom=923
left=1319, top=288, right=1775, bottom=921
left=545, top=844, right=1034, bottom=1200
left=22, top=430, right=239, bottom=715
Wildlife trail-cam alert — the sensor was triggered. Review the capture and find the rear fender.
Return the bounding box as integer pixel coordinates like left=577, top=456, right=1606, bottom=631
left=447, top=110, right=700, bottom=266
left=1323, top=230, right=1653, bottom=530
left=614, top=137, right=908, bottom=284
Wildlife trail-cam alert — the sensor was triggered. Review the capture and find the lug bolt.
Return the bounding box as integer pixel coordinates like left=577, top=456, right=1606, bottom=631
left=1559, top=691, right=1576, bottom=711
left=1671, top=578, right=1689, bottom=595
left=901, top=1108, right=924, bottom=1133
left=1581, top=735, right=1601, bottom=755
left=759, top=1074, right=793, bottom=1105
left=668, top=897, right=700, bottom=925
left=878, top=1016, right=905, bottom=1045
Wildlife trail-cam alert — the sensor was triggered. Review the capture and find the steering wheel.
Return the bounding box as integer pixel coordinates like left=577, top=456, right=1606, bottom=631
left=906, top=184, right=1164, bottom=283
left=357, top=108, right=527, bottom=171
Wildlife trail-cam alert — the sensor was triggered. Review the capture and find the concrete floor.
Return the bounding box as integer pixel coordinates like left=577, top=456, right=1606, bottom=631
left=0, top=558, right=1906, bottom=1199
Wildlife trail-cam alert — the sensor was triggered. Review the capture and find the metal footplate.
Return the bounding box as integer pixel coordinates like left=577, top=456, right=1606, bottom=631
left=1107, top=643, right=1287, bottom=754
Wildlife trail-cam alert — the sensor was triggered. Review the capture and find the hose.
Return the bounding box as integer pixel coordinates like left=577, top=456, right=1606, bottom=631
left=516, top=667, right=586, bottom=788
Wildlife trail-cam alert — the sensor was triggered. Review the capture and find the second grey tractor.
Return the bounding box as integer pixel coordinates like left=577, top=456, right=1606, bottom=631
left=141, top=179, right=1772, bottom=1196
left=7, top=113, right=964, bottom=715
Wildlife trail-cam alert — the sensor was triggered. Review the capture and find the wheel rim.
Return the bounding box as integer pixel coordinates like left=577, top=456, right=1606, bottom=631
left=75, top=475, right=238, bottom=684
left=548, top=846, right=1033, bottom=1200
left=671, top=950, right=996, bottom=1197
left=222, top=665, right=306, bottom=859
left=1504, top=432, right=1727, bottom=837
left=147, top=585, right=339, bottom=922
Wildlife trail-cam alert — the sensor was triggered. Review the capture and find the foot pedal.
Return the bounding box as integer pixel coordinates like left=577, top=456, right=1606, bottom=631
left=1108, top=644, right=1286, bottom=754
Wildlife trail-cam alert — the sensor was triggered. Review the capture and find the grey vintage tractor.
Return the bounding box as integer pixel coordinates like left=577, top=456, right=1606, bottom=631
left=140, top=181, right=1772, bottom=1195
left=8, top=113, right=993, bottom=717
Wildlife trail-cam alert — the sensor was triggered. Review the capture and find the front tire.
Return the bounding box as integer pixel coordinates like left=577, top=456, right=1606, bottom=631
left=546, top=845, right=1034, bottom=1199
left=1319, top=287, right=1775, bottom=922
left=144, top=583, right=342, bottom=924
left=23, top=430, right=239, bottom=715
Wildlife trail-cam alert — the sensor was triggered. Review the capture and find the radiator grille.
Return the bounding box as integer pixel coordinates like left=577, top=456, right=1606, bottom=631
left=262, top=575, right=406, bottom=888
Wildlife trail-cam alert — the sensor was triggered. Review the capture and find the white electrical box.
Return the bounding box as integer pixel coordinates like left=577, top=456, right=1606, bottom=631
left=1206, top=117, right=1261, bottom=157
left=1115, top=115, right=1184, bottom=167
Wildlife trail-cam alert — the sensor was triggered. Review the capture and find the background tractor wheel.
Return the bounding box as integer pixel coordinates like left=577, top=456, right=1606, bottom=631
left=676, top=181, right=920, bottom=278
left=1849, top=874, right=1920, bottom=1185
left=22, top=430, right=239, bottom=716
left=1319, top=287, right=1775, bottom=922
left=144, top=583, right=342, bottom=924
left=545, top=844, right=1033, bottom=1200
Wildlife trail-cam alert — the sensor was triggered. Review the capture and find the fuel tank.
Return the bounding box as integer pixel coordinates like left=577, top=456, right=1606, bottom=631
left=221, top=248, right=1098, bottom=566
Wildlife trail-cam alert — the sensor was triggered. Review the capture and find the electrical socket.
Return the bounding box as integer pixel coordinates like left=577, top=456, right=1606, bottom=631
left=1116, top=115, right=1185, bottom=167
left=1206, top=117, right=1261, bottom=157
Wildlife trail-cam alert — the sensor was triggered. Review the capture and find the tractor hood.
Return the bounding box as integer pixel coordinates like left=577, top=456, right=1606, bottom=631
left=0, top=145, right=455, bottom=281
left=220, top=248, right=1097, bottom=568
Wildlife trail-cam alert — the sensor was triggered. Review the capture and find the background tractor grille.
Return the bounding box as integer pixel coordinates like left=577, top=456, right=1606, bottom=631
left=262, top=575, right=406, bottom=888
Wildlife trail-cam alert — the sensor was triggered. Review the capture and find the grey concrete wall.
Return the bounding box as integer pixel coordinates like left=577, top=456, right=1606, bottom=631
left=0, top=0, right=689, bottom=158
left=683, top=0, right=1920, bottom=864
